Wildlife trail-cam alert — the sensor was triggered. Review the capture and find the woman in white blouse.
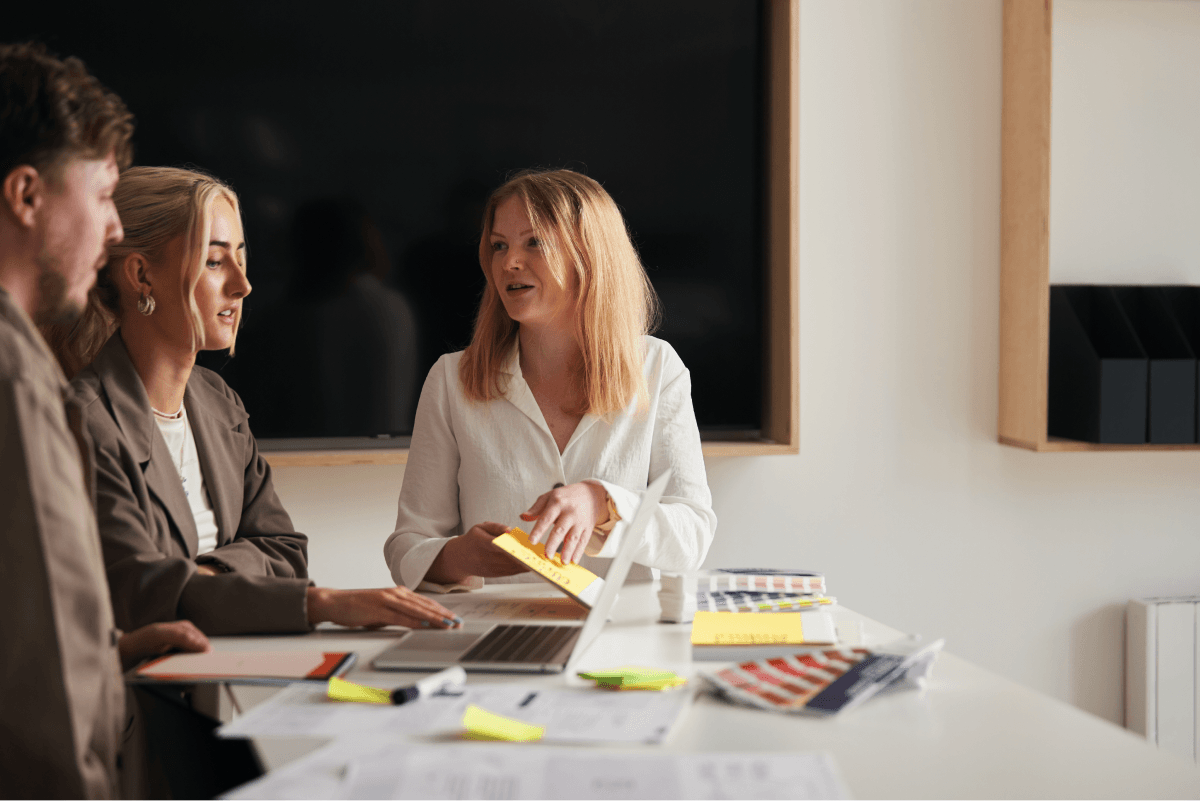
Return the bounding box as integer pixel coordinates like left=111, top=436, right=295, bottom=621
left=385, top=169, right=716, bottom=590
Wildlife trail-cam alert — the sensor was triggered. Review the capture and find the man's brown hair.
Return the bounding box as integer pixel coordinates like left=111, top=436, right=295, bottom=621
left=0, top=42, right=134, bottom=180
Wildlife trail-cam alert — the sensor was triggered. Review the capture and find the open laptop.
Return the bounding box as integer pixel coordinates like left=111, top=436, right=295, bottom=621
left=373, top=470, right=671, bottom=674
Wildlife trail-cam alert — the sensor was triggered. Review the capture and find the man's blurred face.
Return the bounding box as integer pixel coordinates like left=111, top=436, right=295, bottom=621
left=34, top=153, right=122, bottom=323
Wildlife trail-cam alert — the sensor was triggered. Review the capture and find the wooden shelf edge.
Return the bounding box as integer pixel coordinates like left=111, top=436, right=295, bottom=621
left=703, top=440, right=799, bottom=458
left=264, top=439, right=799, bottom=468
left=997, top=435, right=1043, bottom=451
left=999, top=435, right=1200, bottom=453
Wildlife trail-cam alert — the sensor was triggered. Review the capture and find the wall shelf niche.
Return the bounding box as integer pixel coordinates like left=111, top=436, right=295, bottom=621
left=998, top=0, right=1200, bottom=452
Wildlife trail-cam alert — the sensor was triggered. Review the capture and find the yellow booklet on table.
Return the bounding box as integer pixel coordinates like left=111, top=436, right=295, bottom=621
left=492, top=527, right=606, bottom=609
left=691, top=610, right=838, bottom=662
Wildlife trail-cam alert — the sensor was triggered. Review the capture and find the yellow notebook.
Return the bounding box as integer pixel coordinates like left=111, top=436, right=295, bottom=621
left=690, top=610, right=837, bottom=646
left=492, top=527, right=606, bottom=608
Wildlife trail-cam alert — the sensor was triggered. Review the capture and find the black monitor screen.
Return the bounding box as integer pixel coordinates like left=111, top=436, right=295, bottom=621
left=9, top=1, right=764, bottom=441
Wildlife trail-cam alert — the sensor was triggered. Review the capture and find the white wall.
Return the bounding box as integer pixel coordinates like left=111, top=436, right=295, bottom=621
left=270, top=0, right=1200, bottom=727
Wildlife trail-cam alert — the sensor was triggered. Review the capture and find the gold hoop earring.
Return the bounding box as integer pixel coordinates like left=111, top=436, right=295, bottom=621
left=137, top=292, right=156, bottom=316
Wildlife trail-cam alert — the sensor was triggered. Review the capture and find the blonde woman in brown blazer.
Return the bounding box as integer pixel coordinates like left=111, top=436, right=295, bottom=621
left=56, top=166, right=461, bottom=636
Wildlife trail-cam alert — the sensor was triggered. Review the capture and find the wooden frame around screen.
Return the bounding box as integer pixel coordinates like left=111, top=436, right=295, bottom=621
left=264, top=0, right=799, bottom=467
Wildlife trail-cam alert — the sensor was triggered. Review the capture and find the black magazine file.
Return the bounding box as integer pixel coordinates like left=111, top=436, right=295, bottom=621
left=1048, top=285, right=1148, bottom=443
left=1153, top=286, right=1200, bottom=444
left=1112, top=287, right=1197, bottom=444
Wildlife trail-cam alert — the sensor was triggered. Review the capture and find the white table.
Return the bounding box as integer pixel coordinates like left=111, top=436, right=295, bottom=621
left=214, top=583, right=1200, bottom=799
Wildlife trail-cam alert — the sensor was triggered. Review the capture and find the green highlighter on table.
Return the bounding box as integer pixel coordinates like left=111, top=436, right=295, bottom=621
left=372, top=471, right=671, bottom=673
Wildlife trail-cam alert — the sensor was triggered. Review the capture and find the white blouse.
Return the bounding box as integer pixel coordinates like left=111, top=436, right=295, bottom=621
left=153, top=409, right=219, bottom=556
left=384, top=336, right=717, bottom=590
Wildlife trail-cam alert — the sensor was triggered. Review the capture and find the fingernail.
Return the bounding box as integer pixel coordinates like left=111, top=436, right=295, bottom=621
left=421, top=620, right=431, bottom=628
left=442, top=618, right=454, bottom=627
left=453, top=616, right=463, bottom=624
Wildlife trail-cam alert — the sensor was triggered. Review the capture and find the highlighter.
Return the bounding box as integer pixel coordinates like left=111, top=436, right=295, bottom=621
left=391, top=665, right=467, bottom=705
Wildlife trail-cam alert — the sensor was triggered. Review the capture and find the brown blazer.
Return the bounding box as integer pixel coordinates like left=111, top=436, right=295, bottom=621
left=0, top=290, right=124, bottom=799
left=72, top=335, right=312, bottom=636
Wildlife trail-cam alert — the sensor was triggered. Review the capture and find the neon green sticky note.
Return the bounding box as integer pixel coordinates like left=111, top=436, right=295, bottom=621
left=461, top=704, right=544, bottom=742
left=580, top=665, right=679, bottom=686
left=327, top=676, right=392, bottom=704
left=617, top=676, right=687, bottom=691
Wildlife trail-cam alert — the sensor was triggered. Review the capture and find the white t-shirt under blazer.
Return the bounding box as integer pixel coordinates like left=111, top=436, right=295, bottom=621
left=384, top=336, right=717, bottom=590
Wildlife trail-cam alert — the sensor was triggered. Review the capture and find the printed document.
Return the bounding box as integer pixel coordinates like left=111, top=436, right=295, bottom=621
left=218, top=682, right=691, bottom=745
left=223, top=738, right=849, bottom=800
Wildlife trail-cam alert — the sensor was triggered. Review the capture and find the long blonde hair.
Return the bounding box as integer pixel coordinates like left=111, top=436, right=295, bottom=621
left=459, top=169, right=660, bottom=415
left=48, top=166, right=244, bottom=376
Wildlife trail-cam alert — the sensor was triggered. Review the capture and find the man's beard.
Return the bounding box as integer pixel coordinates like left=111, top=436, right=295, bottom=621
left=33, top=256, right=85, bottom=326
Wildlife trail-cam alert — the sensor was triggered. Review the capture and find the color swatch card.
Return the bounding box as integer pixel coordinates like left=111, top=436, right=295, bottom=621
left=703, top=638, right=944, bottom=715
left=704, top=648, right=872, bottom=713
left=698, top=568, right=825, bottom=594
left=697, top=591, right=836, bottom=613
left=492, top=527, right=605, bottom=608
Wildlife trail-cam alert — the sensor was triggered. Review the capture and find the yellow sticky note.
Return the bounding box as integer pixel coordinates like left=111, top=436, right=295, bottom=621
left=328, top=676, right=392, bottom=704
left=461, top=704, right=544, bottom=742
left=492, top=528, right=605, bottom=607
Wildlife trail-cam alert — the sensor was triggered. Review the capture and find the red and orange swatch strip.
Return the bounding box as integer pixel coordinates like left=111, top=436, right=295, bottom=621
left=711, top=648, right=872, bottom=711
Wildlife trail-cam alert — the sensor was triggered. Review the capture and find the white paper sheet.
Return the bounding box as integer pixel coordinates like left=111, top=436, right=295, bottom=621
left=218, top=682, right=692, bottom=745
left=224, top=738, right=849, bottom=800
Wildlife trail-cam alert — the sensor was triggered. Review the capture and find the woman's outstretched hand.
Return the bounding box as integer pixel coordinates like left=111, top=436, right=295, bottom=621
left=118, top=620, right=210, bottom=670
left=425, top=522, right=531, bottom=585
left=306, top=586, right=463, bottom=629
left=521, top=480, right=609, bottom=565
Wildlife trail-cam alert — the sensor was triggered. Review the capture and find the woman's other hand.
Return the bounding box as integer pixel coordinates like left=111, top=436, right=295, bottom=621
left=118, top=620, right=210, bottom=670
left=521, top=481, right=609, bottom=565
left=307, top=586, right=463, bottom=629
left=425, top=522, right=531, bottom=585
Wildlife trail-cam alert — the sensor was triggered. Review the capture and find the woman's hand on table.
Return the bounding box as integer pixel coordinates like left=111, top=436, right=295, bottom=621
left=118, top=620, right=210, bottom=670
left=306, top=587, right=463, bottom=629
left=426, top=522, right=531, bottom=584
left=521, top=480, right=609, bottom=565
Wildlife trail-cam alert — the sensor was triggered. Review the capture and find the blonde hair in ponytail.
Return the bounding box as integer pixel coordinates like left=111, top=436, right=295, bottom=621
left=459, top=169, right=660, bottom=416
left=49, top=166, right=243, bottom=376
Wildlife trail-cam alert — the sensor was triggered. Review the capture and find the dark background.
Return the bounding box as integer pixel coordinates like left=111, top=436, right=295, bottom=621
left=9, top=1, right=765, bottom=441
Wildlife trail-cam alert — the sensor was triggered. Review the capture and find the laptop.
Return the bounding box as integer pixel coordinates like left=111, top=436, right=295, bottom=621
left=373, top=470, right=671, bottom=673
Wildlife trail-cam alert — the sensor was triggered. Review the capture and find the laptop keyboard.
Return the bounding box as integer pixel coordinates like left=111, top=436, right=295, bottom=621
left=459, top=624, right=580, bottom=664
